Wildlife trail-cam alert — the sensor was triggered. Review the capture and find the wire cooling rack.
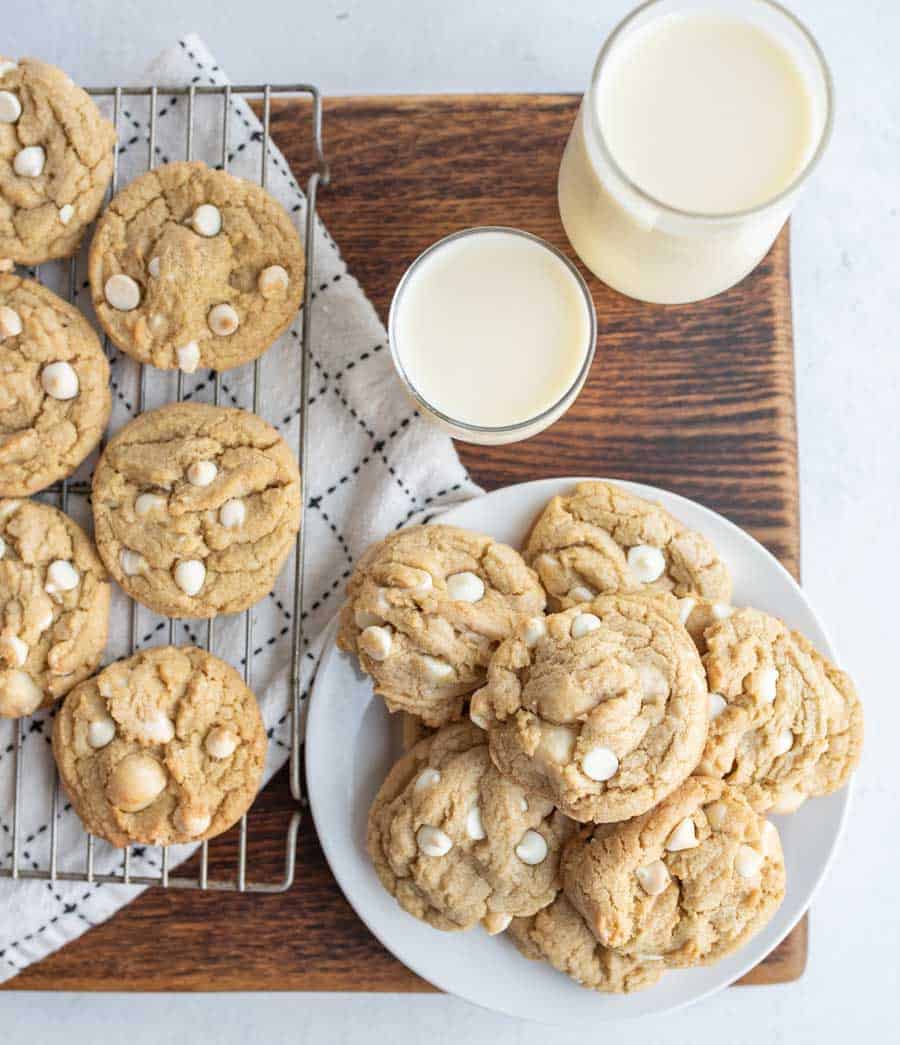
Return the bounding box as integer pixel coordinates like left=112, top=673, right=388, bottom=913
left=0, top=82, right=329, bottom=892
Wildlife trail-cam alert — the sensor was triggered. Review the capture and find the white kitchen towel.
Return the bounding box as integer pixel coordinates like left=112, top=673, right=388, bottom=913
left=0, top=34, right=479, bottom=983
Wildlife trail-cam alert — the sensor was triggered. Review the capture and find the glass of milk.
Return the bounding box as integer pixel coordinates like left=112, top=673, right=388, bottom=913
left=389, top=227, right=597, bottom=445
left=558, top=0, right=833, bottom=304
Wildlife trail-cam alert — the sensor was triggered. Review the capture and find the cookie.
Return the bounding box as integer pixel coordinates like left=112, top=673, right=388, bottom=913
left=563, top=777, right=786, bottom=969
left=337, top=525, right=546, bottom=727
left=88, top=160, right=304, bottom=372
left=91, top=402, right=301, bottom=619
left=700, top=607, right=863, bottom=814
left=0, top=275, right=111, bottom=496
left=0, top=499, right=109, bottom=718
left=52, top=644, right=267, bottom=847
left=0, top=58, right=116, bottom=265
left=470, top=593, right=708, bottom=823
left=367, top=721, right=572, bottom=932
left=524, top=481, right=731, bottom=610
left=509, top=895, right=664, bottom=994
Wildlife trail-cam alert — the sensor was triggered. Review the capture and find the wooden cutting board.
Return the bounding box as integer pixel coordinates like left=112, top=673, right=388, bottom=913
left=7, top=94, right=805, bottom=992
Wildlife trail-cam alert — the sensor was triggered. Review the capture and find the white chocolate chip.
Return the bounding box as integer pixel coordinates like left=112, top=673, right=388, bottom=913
left=735, top=843, right=764, bottom=878
left=58, top=203, right=75, bottom=226
left=581, top=745, right=619, bottom=782
left=219, top=498, right=246, bottom=529
left=538, top=723, right=577, bottom=765
left=627, top=544, right=666, bottom=583
left=635, top=859, right=670, bottom=896
left=756, top=666, right=779, bottom=703
left=705, top=801, right=728, bottom=830
left=0, top=90, right=20, bottom=122
left=770, top=788, right=806, bottom=815
left=666, top=817, right=699, bottom=852
left=567, top=584, right=595, bottom=603
left=677, top=597, right=697, bottom=625
left=104, top=273, right=141, bottom=311
left=421, top=655, right=454, bottom=683
left=413, top=768, right=441, bottom=793
left=186, top=460, right=218, bottom=487
left=0, top=670, right=43, bottom=717
left=119, top=548, right=145, bottom=577
left=40, top=361, right=79, bottom=400
left=208, top=303, right=240, bottom=337
left=173, top=559, right=206, bottom=596
left=760, top=820, right=780, bottom=857
left=466, top=805, right=486, bottom=841
left=445, top=571, right=485, bottom=603
left=520, top=796, right=529, bottom=812
left=712, top=602, right=734, bottom=620
left=36, top=605, right=54, bottom=633
left=2, top=635, right=28, bottom=667
left=0, top=62, right=17, bottom=79
left=773, top=727, right=794, bottom=756
left=522, top=617, right=546, bottom=647
left=571, top=612, right=602, bottom=639
left=0, top=535, right=5, bottom=558
left=515, top=829, right=548, bottom=866
left=205, top=726, right=238, bottom=760
left=637, top=662, right=669, bottom=701
left=147, top=256, right=161, bottom=278
left=135, top=492, right=166, bottom=516
left=191, top=203, right=222, bottom=237
left=175, top=806, right=211, bottom=837
left=87, top=717, right=116, bottom=749
left=106, top=753, right=167, bottom=812
left=176, top=341, right=200, bottom=373
left=258, top=264, right=290, bottom=298
left=45, top=559, right=79, bottom=594
left=138, top=712, right=175, bottom=745
left=708, top=692, right=727, bottom=719
left=0, top=306, right=23, bottom=339
left=469, top=704, right=489, bottom=730
left=354, top=607, right=383, bottom=630
left=483, top=912, right=512, bottom=935
left=13, top=145, right=45, bottom=178
left=359, top=624, right=392, bottom=662
left=416, top=825, right=452, bottom=857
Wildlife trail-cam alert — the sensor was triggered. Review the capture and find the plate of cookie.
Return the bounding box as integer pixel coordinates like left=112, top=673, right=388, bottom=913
left=306, top=477, right=862, bottom=1023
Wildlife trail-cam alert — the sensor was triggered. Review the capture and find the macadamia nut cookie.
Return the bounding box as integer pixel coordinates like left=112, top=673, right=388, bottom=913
left=0, top=275, right=111, bottom=495
left=91, top=402, right=301, bottom=619
left=563, top=777, right=785, bottom=969
left=368, top=722, right=572, bottom=931
left=88, top=161, right=304, bottom=372
left=509, top=895, right=664, bottom=994
left=337, top=524, right=546, bottom=727
left=524, top=481, right=731, bottom=610
left=52, top=645, right=267, bottom=846
left=470, top=593, right=708, bottom=823
left=0, top=58, right=116, bottom=265
left=700, top=607, right=863, bottom=814
left=0, top=499, right=109, bottom=718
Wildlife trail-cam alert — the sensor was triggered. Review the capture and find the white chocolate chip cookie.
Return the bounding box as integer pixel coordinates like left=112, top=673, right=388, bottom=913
left=0, top=58, right=116, bottom=265
left=470, top=593, right=708, bottom=823
left=0, top=275, right=111, bottom=496
left=0, top=499, right=109, bottom=718
left=52, top=645, right=267, bottom=847
left=563, top=777, right=785, bottom=969
left=91, top=402, right=301, bottom=619
left=337, top=525, right=546, bottom=727
left=367, top=721, right=573, bottom=931
left=700, top=607, right=863, bottom=813
left=509, top=894, right=664, bottom=994
left=524, top=481, right=731, bottom=610
left=87, top=161, right=304, bottom=372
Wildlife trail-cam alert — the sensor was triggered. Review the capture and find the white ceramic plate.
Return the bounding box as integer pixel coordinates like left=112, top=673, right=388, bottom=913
left=306, top=478, right=851, bottom=1024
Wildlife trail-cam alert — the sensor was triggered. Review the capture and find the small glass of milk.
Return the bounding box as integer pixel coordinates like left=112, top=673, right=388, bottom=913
left=558, top=0, right=833, bottom=304
left=388, top=227, right=597, bottom=445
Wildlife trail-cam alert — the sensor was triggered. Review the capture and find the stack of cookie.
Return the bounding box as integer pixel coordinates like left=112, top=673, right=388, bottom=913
left=0, top=57, right=308, bottom=850
left=339, top=481, right=863, bottom=994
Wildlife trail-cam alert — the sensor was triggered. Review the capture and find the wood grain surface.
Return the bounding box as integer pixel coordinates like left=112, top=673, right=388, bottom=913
left=6, top=94, right=805, bottom=992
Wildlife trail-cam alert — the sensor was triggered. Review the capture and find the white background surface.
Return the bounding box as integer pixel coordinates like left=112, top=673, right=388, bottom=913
left=4, top=0, right=898, bottom=1040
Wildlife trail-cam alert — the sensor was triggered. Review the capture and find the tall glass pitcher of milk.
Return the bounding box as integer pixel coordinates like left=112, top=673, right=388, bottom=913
left=558, top=0, right=832, bottom=304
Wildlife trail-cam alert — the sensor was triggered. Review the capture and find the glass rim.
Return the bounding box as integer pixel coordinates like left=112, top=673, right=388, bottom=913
left=388, top=226, right=598, bottom=437
left=587, top=0, right=835, bottom=223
